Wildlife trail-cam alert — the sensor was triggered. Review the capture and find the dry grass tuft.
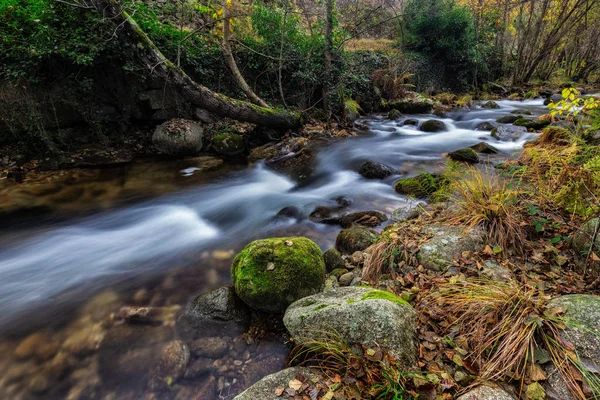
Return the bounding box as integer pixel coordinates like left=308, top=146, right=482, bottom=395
left=345, top=38, right=396, bottom=52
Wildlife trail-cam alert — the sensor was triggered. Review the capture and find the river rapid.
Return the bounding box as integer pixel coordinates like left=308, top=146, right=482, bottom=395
left=0, top=99, right=548, bottom=399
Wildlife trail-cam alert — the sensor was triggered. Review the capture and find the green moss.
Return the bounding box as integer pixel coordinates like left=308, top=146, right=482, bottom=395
left=394, top=173, right=441, bottom=198
left=231, top=237, right=326, bottom=313
left=514, top=118, right=551, bottom=130
left=361, top=290, right=410, bottom=306
left=212, top=133, right=246, bottom=156
left=313, top=304, right=329, bottom=311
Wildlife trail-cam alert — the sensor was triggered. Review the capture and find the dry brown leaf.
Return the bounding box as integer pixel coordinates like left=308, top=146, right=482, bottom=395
left=289, top=379, right=303, bottom=391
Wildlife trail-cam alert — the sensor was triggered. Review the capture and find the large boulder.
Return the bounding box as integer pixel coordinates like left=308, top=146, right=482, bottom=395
left=419, top=225, right=485, bottom=271
left=358, top=161, right=395, bottom=179
left=335, top=226, right=377, bottom=254
left=283, top=287, right=417, bottom=367
left=231, top=237, right=325, bottom=313
left=481, top=101, right=500, bottom=109
left=420, top=119, right=446, bottom=132
left=177, top=286, right=251, bottom=340
left=457, top=385, right=515, bottom=400
left=388, top=97, right=434, bottom=114
left=491, top=125, right=528, bottom=141
left=233, top=367, right=319, bottom=400
left=513, top=118, right=551, bottom=130
left=152, top=119, right=203, bottom=156
left=395, top=173, right=443, bottom=198
left=448, top=148, right=479, bottom=163
left=211, top=133, right=246, bottom=157
left=544, top=295, right=600, bottom=400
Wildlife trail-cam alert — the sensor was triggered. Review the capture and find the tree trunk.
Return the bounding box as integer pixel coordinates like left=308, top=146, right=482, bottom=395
left=322, top=0, right=333, bottom=121
left=93, top=0, right=300, bottom=130
left=222, top=0, right=270, bottom=108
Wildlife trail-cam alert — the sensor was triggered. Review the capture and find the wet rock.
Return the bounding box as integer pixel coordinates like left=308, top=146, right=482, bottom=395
left=340, top=210, right=388, bottom=228
left=335, top=196, right=353, bottom=207
left=308, top=206, right=341, bottom=225
left=388, top=97, right=434, bottom=114
left=475, top=121, right=496, bottom=131
left=339, top=272, right=355, bottom=286
left=513, top=118, right=551, bottom=130
left=491, top=125, right=528, bottom=141
left=176, top=376, right=217, bottom=400
left=116, top=306, right=175, bottom=325
left=470, top=142, right=499, bottom=154
left=188, top=337, right=229, bottom=359
left=448, top=148, right=479, bottom=163
left=478, top=260, right=513, bottom=282
left=456, top=385, right=515, bottom=400
left=14, top=332, right=59, bottom=362
left=511, top=109, right=533, bottom=115
left=183, top=357, right=214, bottom=379
left=335, top=225, right=377, bottom=254
left=358, top=161, right=395, bottom=179
left=231, top=237, right=326, bottom=313
left=391, top=203, right=420, bottom=222
left=149, top=340, right=190, bottom=390
left=395, top=173, right=443, bottom=198
left=420, top=119, right=446, bottom=132
left=403, top=118, right=419, bottom=126
left=80, top=290, right=121, bottom=322
left=211, top=133, right=246, bottom=158
left=388, top=109, right=402, bottom=120
left=419, top=225, right=485, bottom=271
left=539, top=89, right=554, bottom=98
left=233, top=367, right=318, bottom=400
left=496, top=114, right=522, bottom=124
left=274, top=206, right=303, bottom=221
left=481, top=101, right=500, bottom=109
left=544, top=93, right=563, bottom=105
left=572, top=218, right=600, bottom=271
left=62, top=322, right=105, bottom=357
left=177, top=286, right=251, bottom=340
left=544, top=295, right=600, bottom=400
left=323, top=248, right=345, bottom=272
left=193, top=108, right=216, bottom=124
left=284, top=287, right=416, bottom=367
left=152, top=119, right=203, bottom=156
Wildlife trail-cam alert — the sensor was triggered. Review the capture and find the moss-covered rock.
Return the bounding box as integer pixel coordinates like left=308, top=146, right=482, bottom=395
left=335, top=226, right=377, bottom=254
left=420, top=119, right=446, bottom=132
left=388, top=97, right=434, bottom=114
left=394, top=173, right=442, bottom=198
left=470, top=142, right=499, bottom=154
left=496, top=114, right=522, bottom=124
left=513, top=118, right=551, bottom=130
left=231, top=237, right=325, bottom=313
left=511, top=109, right=533, bottom=115
left=448, top=148, right=479, bottom=163
left=211, top=133, right=246, bottom=157
left=387, top=109, right=402, bottom=120
left=481, top=100, right=500, bottom=109
left=323, top=248, right=345, bottom=272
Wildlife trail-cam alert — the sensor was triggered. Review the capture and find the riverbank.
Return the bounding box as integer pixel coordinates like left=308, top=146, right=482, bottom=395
left=0, top=91, right=599, bottom=399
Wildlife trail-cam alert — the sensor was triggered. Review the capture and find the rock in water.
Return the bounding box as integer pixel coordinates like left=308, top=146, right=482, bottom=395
left=456, top=385, right=515, bottom=400
left=233, top=367, right=319, bottom=400
left=448, top=148, right=479, bottom=163
left=152, top=119, right=203, bottom=156
left=496, top=114, right=522, bottom=124
left=177, top=286, right=251, bottom=340
left=387, top=97, right=434, bottom=114
left=420, top=119, right=446, bottom=132
left=231, top=237, right=325, bottom=313
left=481, top=100, right=500, bottom=109
left=387, top=109, right=402, bottom=120
left=335, top=226, right=377, bottom=254
left=283, top=287, right=417, bottom=368
left=470, top=142, right=499, bottom=154
left=358, top=161, right=395, bottom=179
left=491, top=125, right=527, bottom=141
left=475, top=121, right=496, bottom=131
left=513, top=118, right=551, bottom=130
left=149, top=340, right=190, bottom=390
left=395, top=173, right=443, bottom=198
left=211, top=133, right=246, bottom=157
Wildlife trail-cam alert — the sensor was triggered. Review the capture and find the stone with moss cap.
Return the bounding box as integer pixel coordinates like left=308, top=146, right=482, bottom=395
left=231, top=237, right=325, bottom=313
left=395, top=172, right=444, bottom=199
left=211, top=132, right=246, bottom=157
left=513, top=118, right=551, bottom=130
left=335, top=226, right=377, bottom=254
left=283, top=287, right=416, bottom=368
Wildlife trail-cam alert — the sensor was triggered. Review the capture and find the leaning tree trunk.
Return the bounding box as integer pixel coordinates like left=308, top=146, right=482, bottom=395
left=93, top=0, right=300, bottom=130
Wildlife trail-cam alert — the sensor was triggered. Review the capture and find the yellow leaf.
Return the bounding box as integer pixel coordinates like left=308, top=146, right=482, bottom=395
left=288, top=379, right=302, bottom=391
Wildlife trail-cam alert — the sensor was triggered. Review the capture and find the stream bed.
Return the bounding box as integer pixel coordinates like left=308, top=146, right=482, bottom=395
left=0, top=99, right=548, bottom=399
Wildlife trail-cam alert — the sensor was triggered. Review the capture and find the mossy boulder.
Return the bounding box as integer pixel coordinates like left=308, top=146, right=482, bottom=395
left=323, top=248, right=345, bottom=272
left=335, top=226, right=377, bottom=254
left=388, top=97, right=434, bottom=114
left=447, top=148, right=479, bottom=163
left=420, top=119, right=446, bottom=132
left=395, top=173, right=442, bottom=198
left=283, top=287, right=417, bottom=368
left=231, top=237, right=326, bottom=313
left=152, top=119, right=204, bottom=156
left=387, top=109, right=402, bottom=120
left=481, top=100, right=500, bottom=109
left=511, top=109, right=533, bottom=115
left=491, top=125, right=527, bottom=141
left=496, top=114, right=522, bottom=124
left=513, top=118, right=551, bottom=130
left=211, top=133, right=246, bottom=157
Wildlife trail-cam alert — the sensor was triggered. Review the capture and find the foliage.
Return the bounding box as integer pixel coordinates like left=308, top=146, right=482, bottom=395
left=549, top=88, right=600, bottom=130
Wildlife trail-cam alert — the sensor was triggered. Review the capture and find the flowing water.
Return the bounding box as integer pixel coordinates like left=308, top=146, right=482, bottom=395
left=0, top=99, right=548, bottom=399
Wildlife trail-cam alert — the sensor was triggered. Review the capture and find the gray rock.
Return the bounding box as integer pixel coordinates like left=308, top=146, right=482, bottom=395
left=152, top=119, right=203, bottom=156
left=177, top=286, right=251, bottom=340
left=448, top=148, right=479, bottom=163
left=194, top=108, right=216, bottom=124
left=233, top=367, right=318, bottom=400
left=283, top=287, right=417, bottom=368
left=544, top=295, right=600, bottom=400
left=391, top=203, right=421, bottom=223
left=149, top=340, right=190, bottom=390
left=419, top=225, right=485, bottom=271
left=323, top=249, right=345, bottom=272
left=338, top=272, right=355, bottom=286
left=478, top=260, right=513, bottom=282
left=470, top=142, right=499, bottom=154
left=491, top=125, right=528, bottom=141
left=456, top=385, right=515, bottom=400
left=403, top=118, right=419, bottom=126
left=358, top=161, right=395, bottom=179
left=544, top=93, right=563, bottom=105
left=420, top=119, right=446, bottom=132
left=475, top=122, right=497, bottom=131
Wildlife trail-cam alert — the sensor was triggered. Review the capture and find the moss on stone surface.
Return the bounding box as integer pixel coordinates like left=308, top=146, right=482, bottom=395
left=231, top=237, right=325, bottom=313
left=513, top=118, right=551, bottom=130
left=394, top=173, right=441, bottom=198
left=335, top=226, right=376, bottom=254
left=361, top=290, right=410, bottom=306
left=212, top=133, right=246, bottom=156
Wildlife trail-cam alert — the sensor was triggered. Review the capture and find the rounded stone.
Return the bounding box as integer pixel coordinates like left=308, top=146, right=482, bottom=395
left=448, top=148, right=479, bottom=164
left=211, top=133, right=246, bottom=157
left=335, top=226, right=377, bottom=254
left=231, top=237, right=326, bottom=313
left=323, top=248, right=345, bottom=272
left=152, top=119, right=203, bottom=156
left=420, top=119, right=446, bottom=132
left=358, top=161, right=395, bottom=179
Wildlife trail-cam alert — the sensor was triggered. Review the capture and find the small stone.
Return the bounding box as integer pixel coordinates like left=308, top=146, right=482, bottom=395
left=420, top=119, right=446, bottom=132
left=350, top=251, right=364, bottom=265
left=323, top=249, right=345, bottom=272
left=339, top=272, right=355, bottom=287
left=470, top=142, right=499, bottom=154
left=189, top=337, right=229, bottom=359
left=447, top=148, right=479, bottom=163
